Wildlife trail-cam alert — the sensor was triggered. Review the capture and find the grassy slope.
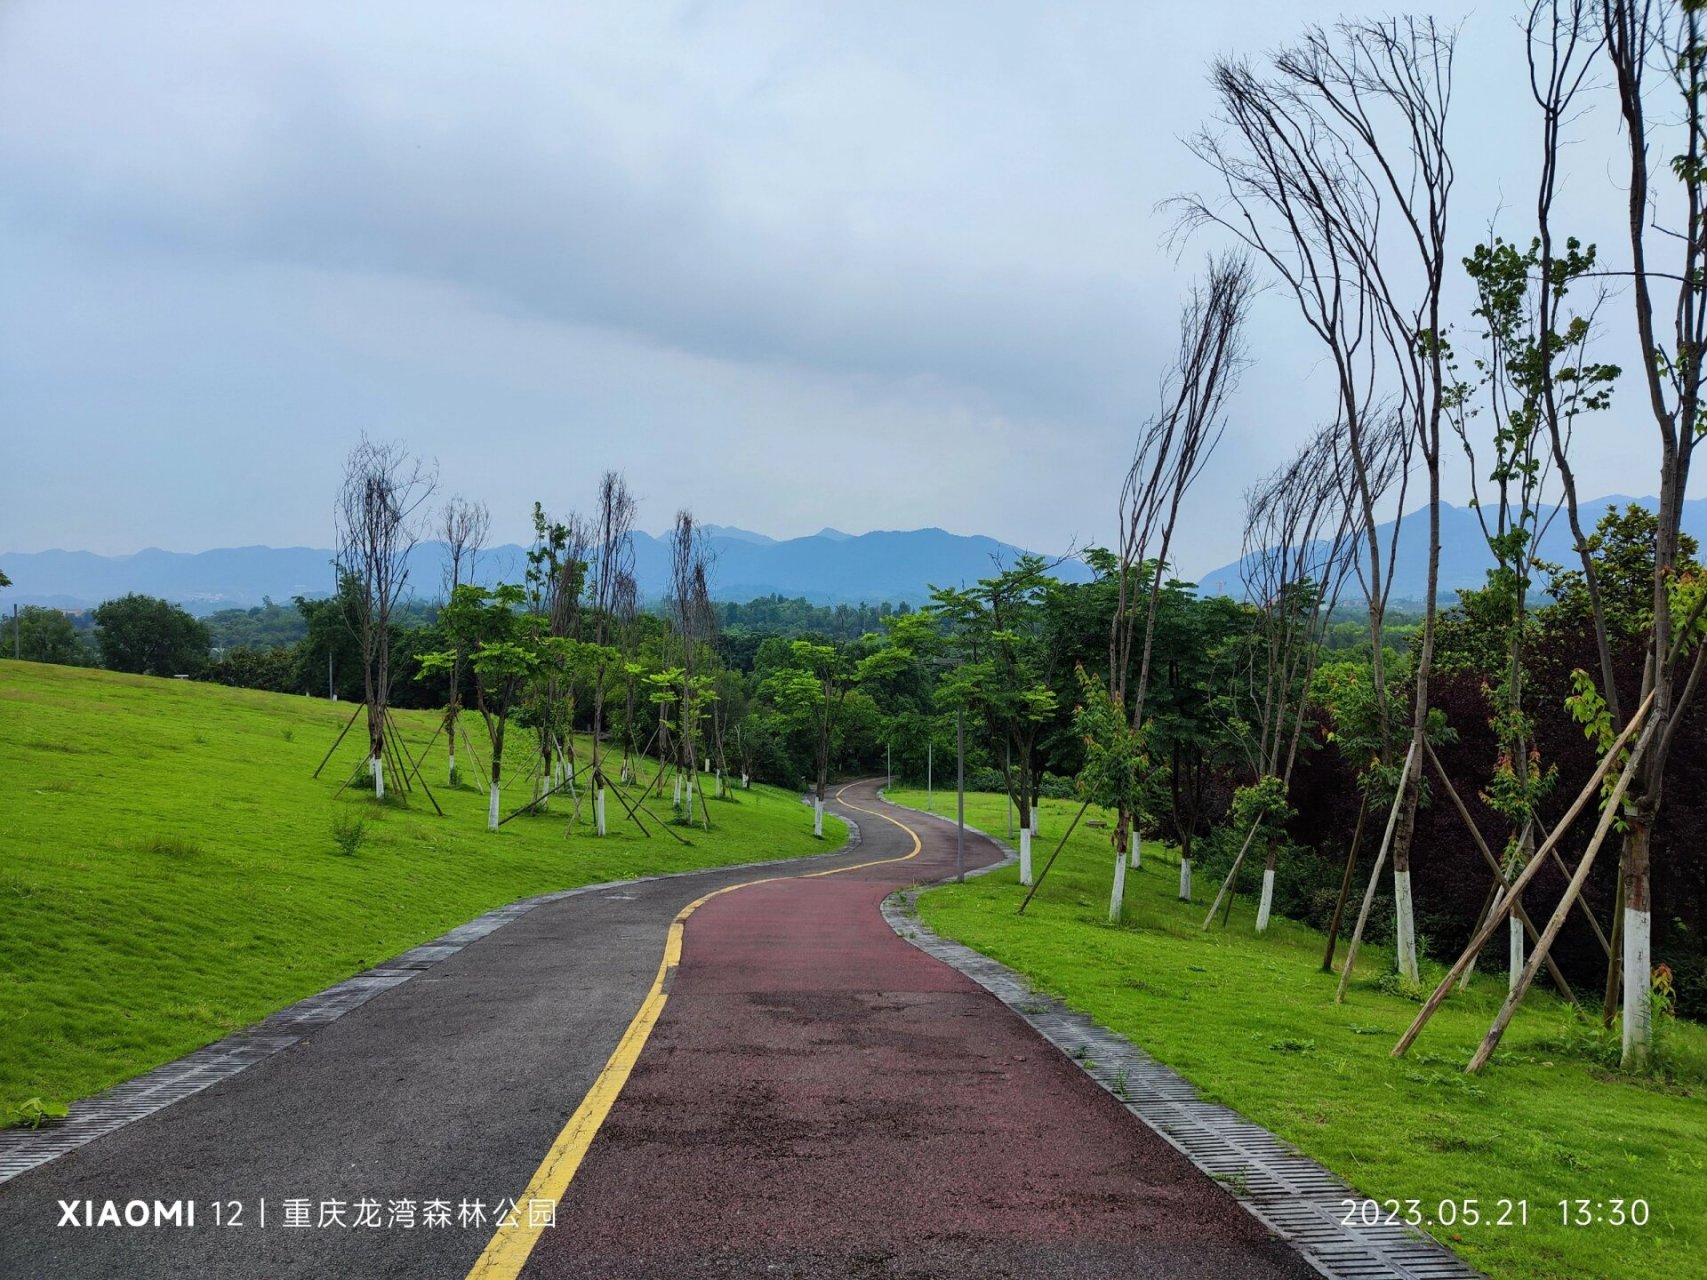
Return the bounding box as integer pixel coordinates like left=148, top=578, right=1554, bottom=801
left=892, top=786, right=1706, bottom=1280
left=0, top=660, right=843, bottom=1118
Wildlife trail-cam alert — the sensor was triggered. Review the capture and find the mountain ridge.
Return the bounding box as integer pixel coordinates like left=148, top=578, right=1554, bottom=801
left=1192, top=494, right=1707, bottom=602
left=0, top=526, right=1091, bottom=615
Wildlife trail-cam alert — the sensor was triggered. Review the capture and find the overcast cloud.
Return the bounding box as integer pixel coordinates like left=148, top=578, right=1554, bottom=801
left=0, top=1, right=1682, bottom=575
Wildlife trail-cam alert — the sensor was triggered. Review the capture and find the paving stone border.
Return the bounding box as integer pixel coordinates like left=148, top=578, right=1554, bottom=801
left=882, top=806, right=1484, bottom=1280
left=0, top=818, right=861, bottom=1186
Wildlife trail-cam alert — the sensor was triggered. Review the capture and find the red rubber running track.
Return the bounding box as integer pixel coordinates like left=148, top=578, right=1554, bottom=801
left=515, top=779, right=1318, bottom=1279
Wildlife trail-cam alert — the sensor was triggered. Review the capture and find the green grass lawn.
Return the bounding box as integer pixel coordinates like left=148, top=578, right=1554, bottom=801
left=891, top=786, right=1707, bottom=1280
left=0, top=660, right=842, bottom=1123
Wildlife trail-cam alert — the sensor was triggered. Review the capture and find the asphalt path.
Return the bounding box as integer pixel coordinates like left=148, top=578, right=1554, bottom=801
left=1, top=781, right=1318, bottom=1280
left=0, top=793, right=887, bottom=1280
left=517, top=779, right=1315, bottom=1280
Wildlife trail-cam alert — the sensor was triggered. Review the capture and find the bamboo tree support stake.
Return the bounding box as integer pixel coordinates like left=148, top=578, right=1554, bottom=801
left=1464, top=717, right=1661, bottom=1072
left=1335, top=737, right=1419, bottom=1004
left=604, top=780, right=655, bottom=839
left=1392, top=691, right=1656, bottom=1058
left=1203, top=819, right=1265, bottom=930
left=1320, top=793, right=1371, bottom=972
left=458, top=722, right=489, bottom=796
left=1423, top=742, right=1575, bottom=1003
left=498, top=760, right=592, bottom=826
left=312, top=704, right=365, bottom=779
left=386, top=710, right=444, bottom=817
left=381, top=717, right=414, bottom=794
left=1459, top=880, right=1504, bottom=989
left=1016, top=797, right=1094, bottom=915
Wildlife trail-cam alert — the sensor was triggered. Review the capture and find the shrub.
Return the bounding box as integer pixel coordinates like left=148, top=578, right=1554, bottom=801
left=330, top=810, right=368, bottom=857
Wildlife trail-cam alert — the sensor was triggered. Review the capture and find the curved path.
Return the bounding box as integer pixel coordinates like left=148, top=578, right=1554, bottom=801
left=505, top=780, right=1314, bottom=1279
left=0, top=780, right=1316, bottom=1279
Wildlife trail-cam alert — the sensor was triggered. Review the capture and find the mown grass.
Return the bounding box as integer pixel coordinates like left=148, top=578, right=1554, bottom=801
left=0, top=660, right=843, bottom=1122
left=892, top=786, right=1707, bottom=1280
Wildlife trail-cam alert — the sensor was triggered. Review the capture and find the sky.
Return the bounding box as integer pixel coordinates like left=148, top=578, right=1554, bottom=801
left=0, top=1, right=1688, bottom=576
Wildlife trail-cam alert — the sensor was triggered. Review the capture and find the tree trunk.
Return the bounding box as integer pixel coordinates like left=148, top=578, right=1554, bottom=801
left=1390, top=741, right=1425, bottom=983
left=1019, top=827, right=1033, bottom=886
left=1109, top=839, right=1128, bottom=924
left=1255, top=842, right=1278, bottom=932
left=1620, top=817, right=1653, bottom=1070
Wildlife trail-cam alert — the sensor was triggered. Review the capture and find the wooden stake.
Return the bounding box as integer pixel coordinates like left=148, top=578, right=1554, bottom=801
left=1334, top=737, right=1418, bottom=1004
left=1016, top=797, right=1093, bottom=915
left=312, top=704, right=364, bottom=779
left=1464, top=715, right=1659, bottom=1071
left=1320, top=792, right=1371, bottom=973
left=1424, top=743, right=1575, bottom=1004
left=1391, top=691, right=1656, bottom=1058
left=1202, top=818, right=1264, bottom=931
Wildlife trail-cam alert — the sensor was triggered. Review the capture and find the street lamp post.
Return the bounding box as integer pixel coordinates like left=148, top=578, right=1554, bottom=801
left=956, top=704, right=966, bottom=882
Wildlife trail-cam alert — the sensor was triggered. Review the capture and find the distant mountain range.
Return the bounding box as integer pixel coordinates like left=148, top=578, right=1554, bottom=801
left=0, top=526, right=1091, bottom=615
left=1193, top=494, right=1707, bottom=603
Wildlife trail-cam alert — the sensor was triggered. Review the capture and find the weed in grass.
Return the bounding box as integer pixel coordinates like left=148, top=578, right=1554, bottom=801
left=143, top=836, right=204, bottom=858
left=1375, top=971, right=1429, bottom=1002
left=1112, top=1068, right=1130, bottom=1099
left=1269, top=1038, right=1315, bottom=1054
left=329, top=811, right=369, bottom=857
left=1215, top=1170, right=1250, bottom=1196
left=280, top=728, right=294, bottom=743
left=2, top=1097, right=68, bottom=1129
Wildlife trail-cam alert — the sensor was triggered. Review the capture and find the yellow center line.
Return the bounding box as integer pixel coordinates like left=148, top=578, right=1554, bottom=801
left=466, top=783, right=923, bottom=1280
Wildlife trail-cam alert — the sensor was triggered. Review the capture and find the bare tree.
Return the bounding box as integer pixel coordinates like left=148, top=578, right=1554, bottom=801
left=586, top=472, right=637, bottom=832
left=1240, top=427, right=1359, bottom=932
left=525, top=504, right=591, bottom=808
left=335, top=437, right=436, bottom=800
left=1105, top=254, right=1253, bottom=919
left=1593, top=0, right=1707, bottom=1067
left=1179, top=16, right=1456, bottom=981
left=440, top=496, right=490, bottom=787
left=667, top=511, right=714, bottom=827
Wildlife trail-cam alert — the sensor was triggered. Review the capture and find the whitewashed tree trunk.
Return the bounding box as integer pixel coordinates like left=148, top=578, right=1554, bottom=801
left=448, top=749, right=456, bottom=787
left=595, top=786, right=607, bottom=836
left=1109, top=849, right=1127, bottom=923
left=1622, top=904, right=1652, bottom=1067
left=1031, top=808, right=1040, bottom=836
left=1508, top=913, right=1524, bottom=994
left=1394, top=870, right=1419, bottom=983
left=1129, top=834, right=1141, bottom=870
left=673, top=773, right=683, bottom=807
left=371, top=754, right=384, bottom=801
left=1179, top=857, right=1192, bottom=901
left=487, top=784, right=500, bottom=831
left=742, top=772, right=750, bottom=789
left=1019, top=828, right=1033, bottom=886
left=813, top=798, right=824, bottom=837
left=1255, top=868, right=1276, bottom=932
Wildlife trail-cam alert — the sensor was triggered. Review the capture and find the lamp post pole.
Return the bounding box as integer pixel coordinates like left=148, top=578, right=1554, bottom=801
left=956, top=704, right=966, bottom=883
left=927, top=740, right=933, bottom=813
left=1006, top=742, right=1014, bottom=838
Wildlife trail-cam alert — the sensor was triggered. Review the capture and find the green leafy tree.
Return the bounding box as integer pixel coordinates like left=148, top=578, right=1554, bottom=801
left=1, top=607, right=94, bottom=666
left=92, top=594, right=210, bottom=677
left=420, top=583, right=566, bottom=830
